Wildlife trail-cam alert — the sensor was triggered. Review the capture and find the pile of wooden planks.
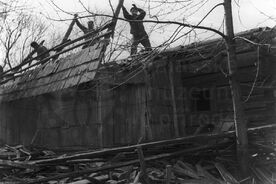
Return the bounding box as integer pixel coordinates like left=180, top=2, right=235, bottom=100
left=0, top=124, right=275, bottom=184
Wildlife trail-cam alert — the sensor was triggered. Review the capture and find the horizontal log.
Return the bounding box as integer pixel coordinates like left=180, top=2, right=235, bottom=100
left=27, top=143, right=221, bottom=183
left=0, top=159, right=37, bottom=170
left=30, top=124, right=276, bottom=166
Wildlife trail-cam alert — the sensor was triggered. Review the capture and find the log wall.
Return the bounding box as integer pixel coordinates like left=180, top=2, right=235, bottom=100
left=0, top=48, right=275, bottom=148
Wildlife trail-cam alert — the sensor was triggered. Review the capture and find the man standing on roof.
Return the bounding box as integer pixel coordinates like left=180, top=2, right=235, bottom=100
left=74, top=14, right=97, bottom=48
left=30, top=41, right=50, bottom=65
left=122, top=4, right=152, bottom=55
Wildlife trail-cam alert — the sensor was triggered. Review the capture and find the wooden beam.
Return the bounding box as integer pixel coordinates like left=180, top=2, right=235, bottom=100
left=165, top=165, right=172, bottom=184
left=27, top=144, right=217, bottom=184
left=52, top=18, right=76, bottom=60
left=107, top=0, right=125, bottom=38
left=30, top=124, right=276, bottom=166
left=0, top=160, right=37, bottom=170
left=137, top=146, right=150, bottom=184
left=0, top=31, right=112, bottom=85
left=97, top=82, right=103, bottom=148
left=2, top=22, right=113, bottom=77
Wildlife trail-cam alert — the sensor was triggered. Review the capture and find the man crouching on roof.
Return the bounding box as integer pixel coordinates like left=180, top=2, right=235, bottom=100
left=122, top=4, right=152, bottom=55
left=30, top=41, right=50, bottom=65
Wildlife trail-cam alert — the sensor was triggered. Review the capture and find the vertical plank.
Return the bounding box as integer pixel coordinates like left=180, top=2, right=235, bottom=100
left=139, top=85, right=146, bottom=143
left=137, top=146, right=150, bottom=184
left=166, top=165, right=172, bottom=184
left=168, top=60, right=179, bottom=137
left=144, top=70, right=153, bottom=141
left=101, top=85, right=114, bottom=147
left=265, top=55, right=276, bottom=123
left=97, top=82, right=103, bottom=148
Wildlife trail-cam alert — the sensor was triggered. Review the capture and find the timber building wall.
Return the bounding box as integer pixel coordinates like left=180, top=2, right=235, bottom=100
left=0, top=83, right=147, bottom=148
left=1, top=28, right=276, bottom=148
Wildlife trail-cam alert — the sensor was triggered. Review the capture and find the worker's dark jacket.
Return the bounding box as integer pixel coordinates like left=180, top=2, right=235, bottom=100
left=122, top=7, right=148, bottom=39
left=36, top=45, right=50, bottom=61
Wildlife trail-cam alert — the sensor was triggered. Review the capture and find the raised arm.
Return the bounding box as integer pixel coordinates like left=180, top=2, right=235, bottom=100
left=75, top=18, right=88, bottom=33
left=122, top=6, right=132, bottom=20
left=136, top=7, right=146, bottom=20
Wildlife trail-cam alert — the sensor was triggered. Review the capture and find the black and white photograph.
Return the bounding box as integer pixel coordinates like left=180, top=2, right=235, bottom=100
left=0, top=0, right=275, bottom=183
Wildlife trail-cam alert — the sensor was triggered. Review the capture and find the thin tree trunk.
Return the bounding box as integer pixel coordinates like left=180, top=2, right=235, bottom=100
left=223, top=0, right=249, bottom=178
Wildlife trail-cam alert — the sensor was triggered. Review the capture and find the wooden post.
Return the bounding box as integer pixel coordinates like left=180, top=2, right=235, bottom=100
left=62, top=18, right=76, bottom=43
left=97, top=82, right=103, bottom=148
left=144, top=70, right=153, bottom=141
left=102, top=0, right=125, bottom=64
left=166, top=165, right=172, bottom=184
left=168, top=60, right=180, bottom=137
left=52, top=18, right=76, bottom=60
left=136, top=146, right=150, bottom=184
left=107, top=0, right=125, bottom=38
left=224, top=0, right=249, bottom=177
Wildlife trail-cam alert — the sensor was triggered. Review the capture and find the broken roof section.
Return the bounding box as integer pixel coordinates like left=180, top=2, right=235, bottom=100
left=0, top=41, right=105, bottom=101
left=1, top=27, right=276, bottom=102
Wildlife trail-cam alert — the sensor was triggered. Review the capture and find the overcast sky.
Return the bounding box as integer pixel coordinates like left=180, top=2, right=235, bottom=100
left=29, top=0, right=276, bottom=46
left=0, top=0, right=264, bottom=61
left=32, top=0, right=276, bottom=29
left=2, top=0, right=276, bottom=64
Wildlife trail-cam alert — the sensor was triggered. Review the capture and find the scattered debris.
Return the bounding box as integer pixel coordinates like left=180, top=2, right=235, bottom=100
left=0, top=124, right=275, bottom=183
